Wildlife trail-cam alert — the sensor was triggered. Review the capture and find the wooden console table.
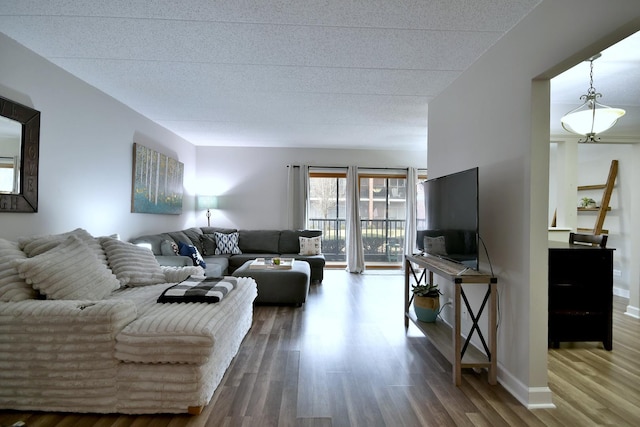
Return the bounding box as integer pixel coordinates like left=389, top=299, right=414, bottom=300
left=404, top=254, right=498, bottom=385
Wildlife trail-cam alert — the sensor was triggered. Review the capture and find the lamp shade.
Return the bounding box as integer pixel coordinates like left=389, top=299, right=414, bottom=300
left=561, top=100, right=626, bottom=139
left=560, top=53, right=625, bottom=142
left=197, top=195, right=218, bottom=210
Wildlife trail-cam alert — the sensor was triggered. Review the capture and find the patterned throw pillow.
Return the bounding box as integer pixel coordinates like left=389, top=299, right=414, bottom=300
left=299, top=236, right=322, bottom=255
left=214, top=232, right=242, bottom=255
left=178, top=241, right=207, bottom=269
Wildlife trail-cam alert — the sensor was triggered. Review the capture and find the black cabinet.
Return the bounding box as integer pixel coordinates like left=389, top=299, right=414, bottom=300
left=548, top=242, right=614, bottom=350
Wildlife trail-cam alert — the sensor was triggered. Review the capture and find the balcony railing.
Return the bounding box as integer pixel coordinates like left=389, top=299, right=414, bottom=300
left=308, top=218, right=406, bottom=262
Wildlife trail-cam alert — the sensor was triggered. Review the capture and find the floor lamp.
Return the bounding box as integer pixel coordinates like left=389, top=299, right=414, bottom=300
left=197, top=195, right=218, bottom=227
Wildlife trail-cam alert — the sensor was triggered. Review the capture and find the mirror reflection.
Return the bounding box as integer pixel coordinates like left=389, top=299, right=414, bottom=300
left=0, top=95, right=40, bottom=213
left=0, top=115, right=22, bottom=194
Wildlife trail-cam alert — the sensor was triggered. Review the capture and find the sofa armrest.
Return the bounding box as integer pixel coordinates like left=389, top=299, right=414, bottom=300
left=0, top=299, right=137, bottom=339
left=0, top=299, right=137, bottom=351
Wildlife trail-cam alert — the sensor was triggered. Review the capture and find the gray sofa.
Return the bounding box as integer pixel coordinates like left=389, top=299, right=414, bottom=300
left=130, top=227, right=325, bottom=282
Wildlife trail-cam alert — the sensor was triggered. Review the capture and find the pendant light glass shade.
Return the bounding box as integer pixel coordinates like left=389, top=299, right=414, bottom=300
left=560, top=54, right=625, bottom=142
left=561, top=96, right=626, bottom=141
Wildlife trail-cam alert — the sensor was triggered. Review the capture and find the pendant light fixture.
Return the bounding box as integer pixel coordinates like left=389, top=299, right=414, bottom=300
left=560, top=53, right=625, bottom=142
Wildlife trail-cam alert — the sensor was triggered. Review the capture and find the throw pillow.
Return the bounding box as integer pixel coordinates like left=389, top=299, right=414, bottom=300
left=178, top=241, right=207, bottom=269
left=299, top=236, right=322, bottom=255
left=12, top=235, right=120, bottom=300
left=214, top=232, right=242, bottom=255
left=160, top=239, right=179, bottom=256
left=0, top=238, right=37, bottom=301
left=425, top=236, right=447, bottom=256
left=101, top=237, right=166, bottom=287
left=18, top=228, right=108, bottom=266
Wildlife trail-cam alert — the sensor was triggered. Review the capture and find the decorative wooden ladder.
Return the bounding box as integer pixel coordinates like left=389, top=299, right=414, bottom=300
left=577, top=159, right=618, bottom=235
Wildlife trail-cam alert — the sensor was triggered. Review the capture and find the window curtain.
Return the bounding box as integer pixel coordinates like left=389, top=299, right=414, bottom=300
left=286, top=164, right=309, bottom=229
left=403, top=167, right=418, bottom=268
left=345, top=165, right=365, bottom=273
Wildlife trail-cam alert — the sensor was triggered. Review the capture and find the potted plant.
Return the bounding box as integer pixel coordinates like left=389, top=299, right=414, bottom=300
left=411, top=283, right=445, bottom=323
left=580, top=197, right=597, bottom=208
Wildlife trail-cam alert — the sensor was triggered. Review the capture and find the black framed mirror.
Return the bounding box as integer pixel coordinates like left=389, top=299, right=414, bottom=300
left=0, top=95, right=40, bottom=212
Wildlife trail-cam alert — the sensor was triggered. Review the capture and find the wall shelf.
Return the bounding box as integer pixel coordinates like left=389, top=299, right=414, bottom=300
left=577, top=207, right=611, bottom=212
left=577, top=160, right=617, bottom=235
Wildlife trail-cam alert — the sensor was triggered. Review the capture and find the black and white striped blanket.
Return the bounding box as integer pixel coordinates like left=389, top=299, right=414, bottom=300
left=157, top=276, right=236, bottom=303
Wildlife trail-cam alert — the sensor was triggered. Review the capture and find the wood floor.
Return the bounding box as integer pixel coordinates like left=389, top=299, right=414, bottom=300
left=1, top=269, right=639, bottom=426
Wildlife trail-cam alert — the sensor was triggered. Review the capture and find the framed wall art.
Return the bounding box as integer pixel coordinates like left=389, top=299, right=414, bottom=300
left=131, top=143, right=184, bottom=215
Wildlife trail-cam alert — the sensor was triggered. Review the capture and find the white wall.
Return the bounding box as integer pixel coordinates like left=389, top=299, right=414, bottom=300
left=549, top=142, right=638, bottom=299
left=194, top=146, right=426, bottom=229
left=427, top=0, right=640, bottom=408
left=0, top=32, right=198, bottom=241
left=577, top=145, right=632, bottom=295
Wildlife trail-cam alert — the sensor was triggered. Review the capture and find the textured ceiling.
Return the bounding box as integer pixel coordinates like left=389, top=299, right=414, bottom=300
left=4, top=1, right=637, bottom=150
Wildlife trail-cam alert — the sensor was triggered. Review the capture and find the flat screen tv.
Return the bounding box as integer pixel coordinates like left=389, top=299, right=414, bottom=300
left=417, top=167, right=479, bottom=270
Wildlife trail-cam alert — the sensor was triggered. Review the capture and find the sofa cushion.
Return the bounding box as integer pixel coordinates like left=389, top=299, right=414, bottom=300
left=238, top=230, right=280, bottom=253
left=112, top=277, right=257, bottom=364
left=101, top=237, right=167, bottom=287
left=278, top=230, right=322, bottom=254
left=182, top=227, right=205, bottom=255
left=201, top=227, right=237, bottom=235
left=201, top=256, right=229, bottom=277
left=299, top=236, right=322, bottom=255
left=13, top=235, right=120, bottom=300
left=214, top=232, right=242, bottom=255
left=0, top=238, right=37, bottom=301
left=166, top=230, right=192, bottom=250
left=201, top=234, right=217, bottom=256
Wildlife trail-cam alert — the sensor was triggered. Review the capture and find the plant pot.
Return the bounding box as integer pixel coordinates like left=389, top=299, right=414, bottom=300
left=413, top=295, right=441, bottom=323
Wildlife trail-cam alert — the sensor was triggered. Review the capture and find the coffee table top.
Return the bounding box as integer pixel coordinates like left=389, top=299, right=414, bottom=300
left=250, top=257, right=295, bottom=270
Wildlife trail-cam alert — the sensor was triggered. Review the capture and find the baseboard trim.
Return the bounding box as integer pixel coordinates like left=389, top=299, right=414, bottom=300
left=613, top=286, right=630, bottom=299
left=624, top=305, right=640, bottom=319
left=497, top=365, right=555, bottom=409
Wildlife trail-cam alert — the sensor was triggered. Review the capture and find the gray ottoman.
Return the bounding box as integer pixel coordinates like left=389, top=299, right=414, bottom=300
left=232, top=260, right=310, bottom=306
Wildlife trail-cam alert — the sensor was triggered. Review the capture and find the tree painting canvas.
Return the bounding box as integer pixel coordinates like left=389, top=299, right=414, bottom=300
left=131, top=143, right=184, bottom=214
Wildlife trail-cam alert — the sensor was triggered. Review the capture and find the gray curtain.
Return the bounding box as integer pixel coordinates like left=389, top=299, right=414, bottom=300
left=345, top=165, right=365, bottom=273
left=403, top=167, right=418, bottom=268
left=286, top=164, right=309, bottom=229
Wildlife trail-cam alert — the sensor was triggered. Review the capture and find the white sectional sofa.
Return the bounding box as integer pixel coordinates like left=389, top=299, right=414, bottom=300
left=0, top=228, right=257, bottom=414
